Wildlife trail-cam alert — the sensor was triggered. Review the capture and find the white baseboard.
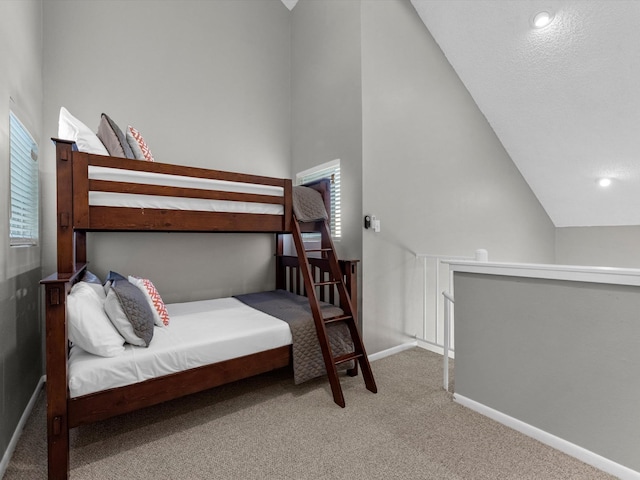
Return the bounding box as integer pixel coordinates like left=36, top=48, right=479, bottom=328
left=416, top=339, right=444, bottom=355
left=368, top=340, right=454, bottom=362
left=455, top=393, right=640, bottom=480
left=368, top=341, right=418, bottom=362
left=0, top=375, right=45, bottom=479
left=415, top=339, right=455, bottom=358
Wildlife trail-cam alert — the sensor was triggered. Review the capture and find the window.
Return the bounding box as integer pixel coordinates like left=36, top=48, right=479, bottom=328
left=296, top=159, right=341, bottom=238
left=10, top=111, right=39, bottom=246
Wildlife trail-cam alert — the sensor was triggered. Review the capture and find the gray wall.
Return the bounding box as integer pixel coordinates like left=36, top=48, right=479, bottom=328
left=290, top=0, right=363, bottom=319
left=360, top=0, right=556, bottom=353
left=290, top=0, right=557, bottom=354
left=0, top=0, right=43, bottom=466
left=42, top=0, right=291, bottom=302
left=291, top=0, right=363, bottom=261
left=454, top=272, right=640, bottom=472
left=556, top=226, right=640, bottom=268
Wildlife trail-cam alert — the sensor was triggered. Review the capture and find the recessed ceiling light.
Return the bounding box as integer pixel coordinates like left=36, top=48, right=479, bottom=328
left=532, top=11, right=554, bottom=28
left=598, top=178, right=612, bottom=187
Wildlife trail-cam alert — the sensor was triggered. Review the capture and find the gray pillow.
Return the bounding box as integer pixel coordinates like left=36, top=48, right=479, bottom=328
left=104, top=277, right=155, bottom=347
left=97, top=113, right=135, bottom=159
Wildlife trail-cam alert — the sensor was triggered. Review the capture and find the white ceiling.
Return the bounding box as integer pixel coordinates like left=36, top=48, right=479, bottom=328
left=284, top=0, right=640, bottom=227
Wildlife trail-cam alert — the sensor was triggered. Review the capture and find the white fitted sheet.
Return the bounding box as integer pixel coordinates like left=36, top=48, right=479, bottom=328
left=88, top=166, right=284, bottom=214
left=68, top=297, right=292, bottom=398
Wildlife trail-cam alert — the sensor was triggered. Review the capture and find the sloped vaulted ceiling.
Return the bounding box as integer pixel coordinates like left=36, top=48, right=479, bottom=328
left=284, top=0, right=640, bottom=228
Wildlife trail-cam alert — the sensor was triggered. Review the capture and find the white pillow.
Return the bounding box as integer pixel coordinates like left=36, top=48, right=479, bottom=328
left=81, top=281, right=107, bottom=300
left=67, top=282, right=126, bottom=357
left=79, top=272, right=107, bottom=300
left=58, top=107, right=109, bottom=155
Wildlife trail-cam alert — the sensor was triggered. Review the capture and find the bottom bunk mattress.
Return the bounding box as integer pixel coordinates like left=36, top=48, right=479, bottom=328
left=68, top=296, right=292, bottom=398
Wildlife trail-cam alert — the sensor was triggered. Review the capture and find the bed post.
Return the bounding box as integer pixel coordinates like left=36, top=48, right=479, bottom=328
left=283, top=179, right=292, bottom=232
left=340, top=260, right=358, bottom=324
left=42, top=275, right=72, bottom=480
left=275, top=234, right=286, bottom=290
left=339, top=259, right=360, bottom=378
left=54, top=139, right=83, bottom=275
left=45, top=139, right=82, bottom=479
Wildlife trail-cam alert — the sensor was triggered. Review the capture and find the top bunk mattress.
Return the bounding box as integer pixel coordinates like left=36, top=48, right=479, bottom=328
left=88, top=165, right=285, bottom=214
left=68, top=296, right=292, bottom=398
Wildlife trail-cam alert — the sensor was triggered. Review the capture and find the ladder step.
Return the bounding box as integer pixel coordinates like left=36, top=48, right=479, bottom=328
left=314, top=280, right=340, bottom=287
left=323, top=314, right=352, bottom=324
left=305, top=248, right=332, bottom=253
left=334, top=352, right=362, bottom=365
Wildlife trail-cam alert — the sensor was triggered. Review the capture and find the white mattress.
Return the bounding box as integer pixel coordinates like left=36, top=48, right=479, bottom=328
left=68, top=297, right=292, bottom=398
left=88, top=166, right=284, bottom=214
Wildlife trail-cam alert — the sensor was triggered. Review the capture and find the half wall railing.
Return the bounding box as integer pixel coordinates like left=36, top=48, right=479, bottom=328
left=414, top=249, right=488, bottom=361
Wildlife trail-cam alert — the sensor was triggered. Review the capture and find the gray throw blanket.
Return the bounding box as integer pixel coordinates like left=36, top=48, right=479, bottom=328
left=234, top=289, right=355, bottom=384
left=292, top=186, right=328, bottom=222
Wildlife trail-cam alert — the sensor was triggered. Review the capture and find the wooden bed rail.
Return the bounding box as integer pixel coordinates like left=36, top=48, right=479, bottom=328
left=51, top=138, right=293, bottom=275
left=275, top=254, right=359, bottom=324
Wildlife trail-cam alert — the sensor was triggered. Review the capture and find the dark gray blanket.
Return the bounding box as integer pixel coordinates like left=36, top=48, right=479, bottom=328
left=234, top=289, right=354, bottom=384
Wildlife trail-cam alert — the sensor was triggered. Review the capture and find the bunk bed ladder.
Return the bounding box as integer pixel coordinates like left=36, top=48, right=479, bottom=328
left=291, top=216, right=377, bottom=407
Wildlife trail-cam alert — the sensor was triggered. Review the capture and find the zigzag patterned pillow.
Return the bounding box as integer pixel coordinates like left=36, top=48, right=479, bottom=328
left=128, top=276, right=170, bottom=327
left=126, top=125, right=155, bottom=162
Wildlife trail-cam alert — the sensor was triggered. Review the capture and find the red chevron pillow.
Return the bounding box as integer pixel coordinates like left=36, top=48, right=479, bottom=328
left=128, top=276, right=170, bottom=326
left=126, top=125, right=155, bottom=162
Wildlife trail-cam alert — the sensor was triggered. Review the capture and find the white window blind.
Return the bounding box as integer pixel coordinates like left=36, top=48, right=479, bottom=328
left=296, top=159, right=341, bottom=238
left=10, top=111, right=39, bottom=246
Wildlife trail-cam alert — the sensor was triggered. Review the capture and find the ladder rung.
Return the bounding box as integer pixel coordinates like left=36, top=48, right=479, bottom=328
left=315, top=280, right=340, bottom=287
left=323, top=314, right=352, bottom=324
left=334, top=352, right=362, bottom=365
left=305, top=248, right=332, bottom=253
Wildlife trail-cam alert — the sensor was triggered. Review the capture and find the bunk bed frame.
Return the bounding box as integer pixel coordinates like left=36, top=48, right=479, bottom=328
left=42, top=139, right=361, bottom=479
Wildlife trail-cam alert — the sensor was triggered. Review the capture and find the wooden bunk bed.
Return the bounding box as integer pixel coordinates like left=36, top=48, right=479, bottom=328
left=42, top=139, right=376, bottom=480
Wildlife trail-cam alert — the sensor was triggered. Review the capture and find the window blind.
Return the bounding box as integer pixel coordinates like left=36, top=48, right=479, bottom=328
left=296, top=159, right=341, bottom=238
left=10, top=111, right=39, bottom=246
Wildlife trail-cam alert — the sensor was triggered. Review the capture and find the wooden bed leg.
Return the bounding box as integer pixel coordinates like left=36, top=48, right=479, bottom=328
left=47, top=410, right=69, bottom=480
left=43, top=280, right=71, bottom=479
left=275, top=233, right=285, bottom=290
left=343, top=260, right=359, bottom=378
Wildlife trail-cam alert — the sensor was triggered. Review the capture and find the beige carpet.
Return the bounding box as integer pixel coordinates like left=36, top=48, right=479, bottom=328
left=5, top=348, right=614, bottom=479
